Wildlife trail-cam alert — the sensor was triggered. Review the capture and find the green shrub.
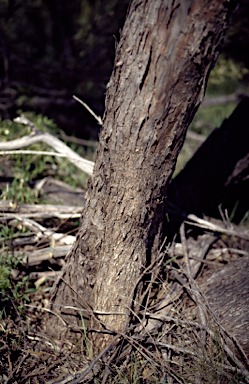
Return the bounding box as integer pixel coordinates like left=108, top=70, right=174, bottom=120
left=0, top=112, right=90, bottom=204
left=0, top=224, right=35, bottom=319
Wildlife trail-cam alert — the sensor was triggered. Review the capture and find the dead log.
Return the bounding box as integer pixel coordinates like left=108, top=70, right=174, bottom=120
left=201, top=256, right=249, bottom=358
left=164, top=99, right=249, bottom=358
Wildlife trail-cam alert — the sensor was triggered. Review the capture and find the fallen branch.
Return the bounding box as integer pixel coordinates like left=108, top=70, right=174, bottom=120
left=58, top=133, right=98, bottom=148
left=0, top=214, right=75, bottom=243
left=0, top=149, right=88, bottom=160
left=0, top=114, right=94, bottom=176
left=187, top=214, right=249, bottom=240
left=0, top=200, right=82, bottom=219
left=21, top=245, right=71, bottom=265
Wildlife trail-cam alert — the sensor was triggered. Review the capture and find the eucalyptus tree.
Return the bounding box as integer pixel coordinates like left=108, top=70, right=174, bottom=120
left=49, top=0, right=238, bottom=351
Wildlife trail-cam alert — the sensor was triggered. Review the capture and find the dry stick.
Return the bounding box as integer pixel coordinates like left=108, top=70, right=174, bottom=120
left=132, top=240, right=168, bottom=320
left=37, top=300, right=249, bottom=384
left=143, top=281, right=184, bottom=333
left=119, top=328, right=205, bottom=384
left=0, top=149, right=78, bottom=157
left=52, top=233, right=249, bottom=383
left=202, top=90, right=249, bottom=107
left=187, top=213, right=249, bottom=240
left=25, top=304, right=114, bottom=338
left=180, top=223, right=207, bottom=329
left=184, top=218, right=249, bottom=366
left=48, top=277, right=163, bottom=383
left=210, top=247, right=249, bottom=258
left=25, top=354, right=70, bottom=380
left=186, top=129, right=206, bottom=143
left=25, top=304, right=67, bottom=326
left=179, top=231, right=249, bottom=370
left=168, top=264, right=249, bottom=372
left=168, top=241, right=249, bottom=260
left=106, top=327, right=164, bottom=378
left=142, top=249, right=199, bottom=334
left=5, top=353, right=29, bottom=384
left=101, top=364, right=112, bottom=384
left=58, top=133, right=98, bottom=147
left=197, top=283, right=249, bottom=368
left=124, top=304, right=161, bottom=362
left=50, top=302, right=126, bottom=316
left=145, top=312, right=249, bottom=379
left=47, top=335, right=120, bottom=384
left=0, top=214, right=75, bottom=262
left=138, top=337, right=249, bottom=380
left=17, top=245, right=71, bottom=265
left=26, top=333, right=62, bottom=351
left=140, top=236, right=248, bottom=378
left=73, top=95, right=103, bottom=125
left=100, top=343, right=124, bottom=384
left=0, top=200, right=83, bottom=219
left=141, top=238, right=169, bottom=321
left=0, top=214, right=56, bottom=238
left=0, top=114, right=94, bottom=175
left=142, top=235, right=215, bottom=334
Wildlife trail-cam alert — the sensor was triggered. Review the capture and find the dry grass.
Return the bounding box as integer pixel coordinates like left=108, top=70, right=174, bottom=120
left=1, top=218, right=249, bottom=383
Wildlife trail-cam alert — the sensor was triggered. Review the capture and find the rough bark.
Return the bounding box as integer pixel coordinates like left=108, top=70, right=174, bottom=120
left=167, top=97, right=249, bottom=229
left=50, top=0, right=238, bottom=350
left=201, top=256, right=249, bottom=357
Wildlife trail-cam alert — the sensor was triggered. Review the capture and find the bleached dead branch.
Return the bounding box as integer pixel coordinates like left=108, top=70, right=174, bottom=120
left=0, top=200, right=82, bottom=219
left=0, top=114, right=94, bottom=175
left=73, top=95, right=103, bottom=125
left=187, top=214, right=249, bottom=240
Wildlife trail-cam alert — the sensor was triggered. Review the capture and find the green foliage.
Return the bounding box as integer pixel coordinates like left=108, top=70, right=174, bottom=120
left=207, top=55, right=249, bottom=95
left=0, top=224, right=35, bottom=319
left=174, top=102, right=237, bottom=176
left=0, top=113, right=89, bottom=204
left=190, top=102, right=237, bottom=136
left=174, top=54, right=249, bottom=176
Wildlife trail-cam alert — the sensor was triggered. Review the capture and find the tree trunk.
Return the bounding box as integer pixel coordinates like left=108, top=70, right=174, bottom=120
left=49, top=0, right=238, bottom=351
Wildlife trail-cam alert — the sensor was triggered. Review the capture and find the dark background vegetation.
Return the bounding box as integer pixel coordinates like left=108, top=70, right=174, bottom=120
left=0, top=0, right=130, bottom=139
left=0, top=0, right=249, bottom=141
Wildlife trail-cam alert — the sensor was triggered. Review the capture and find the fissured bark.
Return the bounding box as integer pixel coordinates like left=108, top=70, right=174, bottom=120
left=50, top=0, right=238, bottom=351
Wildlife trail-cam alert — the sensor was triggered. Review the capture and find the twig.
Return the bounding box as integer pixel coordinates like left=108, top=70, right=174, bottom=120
left=25, top=304, right=67, bottom=326
left=46, top=335, right=120, bottom=384
left=58, top=133, right=98, bottom=148
left=143, top=313, right=249, bottom=380
left=0, top=149, right=80, bottom=158
left=180, top=223, right=207, bottom=330
left=5, top=353, right=29, bottom=384
left=0, top=214, right=75, bottom=257
left=0, top=200, right=83, bottom=219
left=50, top=302, right=126, bottom=316
left=187, top=214, right=249, bottom=240
left=50, top=269, right=112, bottom=332
left=73, top=95, right=103, bottom=125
